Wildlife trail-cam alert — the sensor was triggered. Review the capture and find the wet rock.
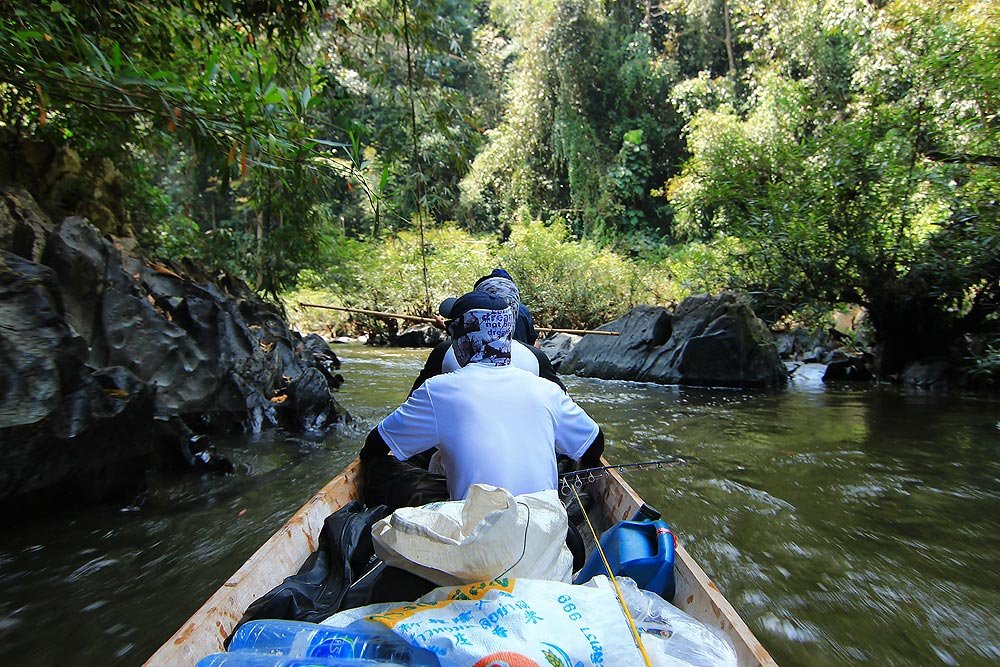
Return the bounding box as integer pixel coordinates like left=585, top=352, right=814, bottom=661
left=299, top=333, right=343, bottom=388
left=539, top=333, right=581, bottom=371
left=901, top=359, right=954, bottom=389
left=286, top=367, right=336, bottom=431
left=561, top=293, right=787, bottom=389
left=0, top=364, right=155, bottom=501
left=391, top=324, right=445, bottom=347
left=0, top=198, right=349, bottom=503
left=150, top=416, right=233, bottom=474
left=1, top=252, right=80, bottom=429
left=822, top=356, right=874, bottom=382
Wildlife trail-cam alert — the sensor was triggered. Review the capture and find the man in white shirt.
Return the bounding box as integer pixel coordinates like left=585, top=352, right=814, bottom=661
left=361, top=291, right=604, bottom=501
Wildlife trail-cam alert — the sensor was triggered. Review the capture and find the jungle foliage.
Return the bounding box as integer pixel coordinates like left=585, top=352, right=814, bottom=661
left=1, top=0, right=997, bottom=374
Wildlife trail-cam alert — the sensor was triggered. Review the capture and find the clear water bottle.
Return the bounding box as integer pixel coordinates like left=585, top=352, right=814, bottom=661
left=197, top=654, right=368, bottom=666
left=225, top=620, right=440, bottom=666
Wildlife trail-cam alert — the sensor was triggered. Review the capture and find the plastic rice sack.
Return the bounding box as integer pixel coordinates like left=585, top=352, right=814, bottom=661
left=324, top=577, right=647, bottom=666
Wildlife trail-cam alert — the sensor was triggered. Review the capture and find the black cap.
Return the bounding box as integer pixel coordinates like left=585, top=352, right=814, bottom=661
left=438, top=297, right=457, bottom=317
left=448, top=291, right=509, bottom=318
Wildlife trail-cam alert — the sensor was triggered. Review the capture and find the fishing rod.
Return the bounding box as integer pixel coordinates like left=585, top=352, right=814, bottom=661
left=558, top=457, right=685, bottom=492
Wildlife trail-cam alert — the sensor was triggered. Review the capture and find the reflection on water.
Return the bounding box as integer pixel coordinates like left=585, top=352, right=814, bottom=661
left=1, top=344, right=998, bottom=666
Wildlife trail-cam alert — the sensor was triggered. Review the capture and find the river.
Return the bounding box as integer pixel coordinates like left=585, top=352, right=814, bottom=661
left=1, top=344, right=998, bottom=666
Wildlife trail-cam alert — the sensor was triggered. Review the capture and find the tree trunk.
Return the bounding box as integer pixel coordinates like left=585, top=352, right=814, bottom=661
left=722, top=0, right=736, bottom=76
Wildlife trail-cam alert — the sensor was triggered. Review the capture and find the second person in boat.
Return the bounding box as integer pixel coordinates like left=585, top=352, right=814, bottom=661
left=361, top=289, right=604, bottom=501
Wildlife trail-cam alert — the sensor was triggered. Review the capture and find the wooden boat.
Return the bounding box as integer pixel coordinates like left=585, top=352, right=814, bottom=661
left=144, top=458, right=778, bottom=666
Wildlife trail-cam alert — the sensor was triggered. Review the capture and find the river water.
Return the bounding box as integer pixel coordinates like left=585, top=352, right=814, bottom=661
left=1, top=344, right=998, bottom=666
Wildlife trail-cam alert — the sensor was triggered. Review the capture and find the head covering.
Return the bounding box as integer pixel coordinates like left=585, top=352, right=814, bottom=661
left=473, top=276, right=521, bottom=311
left=441, top=269, right=521, bottom=316
left=447, top=291, right=514, bottom=367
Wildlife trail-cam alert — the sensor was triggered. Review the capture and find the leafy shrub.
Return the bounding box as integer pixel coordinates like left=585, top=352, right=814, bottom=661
left=495, top=216, right=666, bottom=329
left=349, top=224, right=494, bottom=317
left=286, top=217, right=746, bottom=336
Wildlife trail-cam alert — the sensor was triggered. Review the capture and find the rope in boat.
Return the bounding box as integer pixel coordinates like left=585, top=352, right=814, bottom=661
left=567, top=481, right=653, bottom=667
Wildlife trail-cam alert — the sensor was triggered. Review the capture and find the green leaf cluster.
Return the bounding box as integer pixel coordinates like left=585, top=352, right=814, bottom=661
left=665, top=0, right=999, bottom=371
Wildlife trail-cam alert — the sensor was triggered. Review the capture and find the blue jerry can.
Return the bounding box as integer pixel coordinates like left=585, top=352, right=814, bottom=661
left=573, top=518, right=676, bottom=601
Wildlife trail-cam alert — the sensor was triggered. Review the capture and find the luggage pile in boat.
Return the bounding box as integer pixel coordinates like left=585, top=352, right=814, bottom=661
left=197, top=574, right=738, bottom=667
left=198, top=487, right=739, bottom=667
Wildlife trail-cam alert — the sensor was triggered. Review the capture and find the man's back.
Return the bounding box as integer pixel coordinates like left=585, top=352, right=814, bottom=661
left=379, top=364, right=598, bottom=499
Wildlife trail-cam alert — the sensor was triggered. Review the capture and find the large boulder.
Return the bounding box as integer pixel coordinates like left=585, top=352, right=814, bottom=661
left=0, top=200, right=348, bottom=503
left=0, top=185, right=55, bottom=263
left=391, top=323, right=445, bottom=347
left=560, top=293, right=787, bottom=389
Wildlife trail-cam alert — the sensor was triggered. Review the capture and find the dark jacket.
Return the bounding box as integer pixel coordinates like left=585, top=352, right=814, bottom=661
left=409, top=339, right=565, bottom=395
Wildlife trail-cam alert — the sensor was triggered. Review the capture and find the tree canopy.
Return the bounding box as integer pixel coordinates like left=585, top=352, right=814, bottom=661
left=2, top=0, right=997, bottom=374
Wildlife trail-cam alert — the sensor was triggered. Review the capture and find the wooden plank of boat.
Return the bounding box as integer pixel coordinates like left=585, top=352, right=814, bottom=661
left=144, top=458, right=777, bottom=666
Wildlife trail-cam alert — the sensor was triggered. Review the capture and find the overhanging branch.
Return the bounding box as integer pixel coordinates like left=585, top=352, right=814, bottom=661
left=924, top=150, right=1000, bottom=167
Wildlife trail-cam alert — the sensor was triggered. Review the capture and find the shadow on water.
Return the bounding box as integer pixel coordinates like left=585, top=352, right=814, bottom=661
left=2, top=344, right=999, bottom=666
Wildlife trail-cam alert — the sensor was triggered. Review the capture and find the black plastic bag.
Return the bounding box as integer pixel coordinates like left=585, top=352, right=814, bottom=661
left=362, top=454, right=449, bottom=511
left=228, top=500, right=391, bottom=643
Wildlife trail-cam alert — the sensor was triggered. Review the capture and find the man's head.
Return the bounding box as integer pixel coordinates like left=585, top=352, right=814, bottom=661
left=444, top=291, right=514, bottom=367
left=472, top=270, right=521, bottom=311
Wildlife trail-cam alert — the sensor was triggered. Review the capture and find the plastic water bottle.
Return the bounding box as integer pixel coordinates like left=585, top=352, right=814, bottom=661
left=225, top=620, right=440, bottom=666
left=197, top=654, right=382, bottom=666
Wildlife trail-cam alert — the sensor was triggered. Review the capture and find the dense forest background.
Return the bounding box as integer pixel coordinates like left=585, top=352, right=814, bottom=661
left=1, top=0, right=997, bottom=379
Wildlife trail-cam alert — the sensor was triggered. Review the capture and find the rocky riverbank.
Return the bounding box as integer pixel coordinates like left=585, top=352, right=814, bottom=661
left=1, top=186, right=348, bottom=507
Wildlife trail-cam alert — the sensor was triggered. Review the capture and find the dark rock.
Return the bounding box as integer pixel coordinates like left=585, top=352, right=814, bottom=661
left=0, top=185, right=56, bottom=262
left=0, top=364, right=155, bottom=501
left=822, top=357, right=874, bottom=382
left=150, top=416, right=233, bottom=474
left=0, top=250, right=87, bottom=429
left=391, top=324, right=445, bottom=347
left=773, top=327, right=838, bottom=362
left=299, top=333, right=343, bottom=387
left=901, top=359, right=954, bottom=389
left=0, top=201, right=350, bottom=504
left=561, top=293, right=787, bottom=389
left=539, top=333, right=581, bottom=371
left=286, top=367, right=336, bottom=431
left=559, top=305, right=672, bottom=379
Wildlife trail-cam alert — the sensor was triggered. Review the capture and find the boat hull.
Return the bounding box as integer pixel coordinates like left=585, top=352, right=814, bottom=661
left=144, top=458, right=776, bottom=666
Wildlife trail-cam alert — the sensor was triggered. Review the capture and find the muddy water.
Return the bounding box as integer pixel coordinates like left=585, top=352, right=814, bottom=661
left=1, top=345, right=998, bottom=666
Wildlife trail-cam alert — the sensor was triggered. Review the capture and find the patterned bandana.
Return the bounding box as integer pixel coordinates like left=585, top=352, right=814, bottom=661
left=449, top=307, right=514, bottom=367
left=474, top=277, right=521, bottom=311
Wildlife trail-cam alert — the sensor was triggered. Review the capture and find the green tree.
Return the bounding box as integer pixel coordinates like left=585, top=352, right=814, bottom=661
left=460, top=0, right=683, bottom=244
left=0, top=0, right=358, bottom=293
left=667, top=0, right=999, bottom=373
left=320, top=0, right=488, bottom=238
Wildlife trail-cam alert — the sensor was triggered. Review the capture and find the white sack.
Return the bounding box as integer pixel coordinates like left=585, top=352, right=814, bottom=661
left=371, top=484, right=573, bottom=586
left=324, top=577, right=647, bottom=667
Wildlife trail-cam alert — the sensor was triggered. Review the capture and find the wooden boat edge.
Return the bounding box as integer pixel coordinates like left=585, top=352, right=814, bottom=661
left=142, top=459, right=363, bottom=667
left=592, top=465, right=778, bottom=667
left=144, top=457, right=777, bottom=666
